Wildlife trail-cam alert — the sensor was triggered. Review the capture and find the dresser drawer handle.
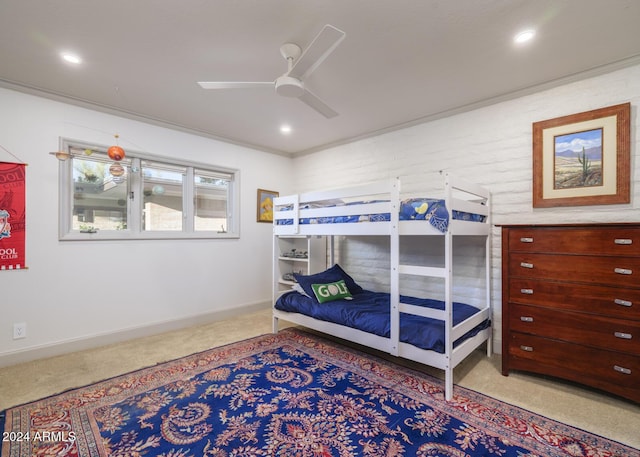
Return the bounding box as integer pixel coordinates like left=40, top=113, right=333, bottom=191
left=614, top=268, right=633, bottom=275
left=520, top=262, right=534, bottom=269
left=614, top=365, right=632, bottom=375
left=520, top=237, right=534, bottom=243
left=520, top=288, right=534, bottom=295
left=520, top=316, right=534, bottom=322
left=614, top=238, right=633, bottom=245
left=520, top=345, right=534, bottom=352
left=614, top=298, right=633, bottom=307
left=614, top=331, right=632, bottom=340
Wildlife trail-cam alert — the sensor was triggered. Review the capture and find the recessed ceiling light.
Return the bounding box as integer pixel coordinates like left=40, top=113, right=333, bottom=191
left=61, top=52, right=82, bottom=64
left=280, top=125, right=292, bottom=134
left=514, top=29, right=535, bottom=44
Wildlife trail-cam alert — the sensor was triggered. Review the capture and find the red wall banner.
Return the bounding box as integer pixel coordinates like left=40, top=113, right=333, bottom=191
left=0, top=162, right=26, bottom=270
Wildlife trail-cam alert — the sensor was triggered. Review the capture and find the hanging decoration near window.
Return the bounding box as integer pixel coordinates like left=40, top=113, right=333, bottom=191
left=109, top=162, right=125, bottom=177
left=107, top=134, right=126, bottom=184
left=107, top=134, right=126, bottom=161
left=0, top=162, right=27, bottom=270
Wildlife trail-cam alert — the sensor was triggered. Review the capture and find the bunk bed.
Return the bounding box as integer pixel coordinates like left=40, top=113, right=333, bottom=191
left=272, top=172, right=492, bottom=401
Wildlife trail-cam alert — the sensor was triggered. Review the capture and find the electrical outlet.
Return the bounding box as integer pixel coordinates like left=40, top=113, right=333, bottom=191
left=13, top=322, right=26, bottom=340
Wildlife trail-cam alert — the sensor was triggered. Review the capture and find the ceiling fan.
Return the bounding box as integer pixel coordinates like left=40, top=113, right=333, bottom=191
left=198, top=24, right=346, bottom=118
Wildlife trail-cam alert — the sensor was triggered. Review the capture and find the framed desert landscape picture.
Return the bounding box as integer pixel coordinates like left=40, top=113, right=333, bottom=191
left=532, top=102, right=630, bottom=208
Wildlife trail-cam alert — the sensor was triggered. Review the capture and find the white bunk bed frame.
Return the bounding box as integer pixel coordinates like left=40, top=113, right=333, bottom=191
left=272, top=172, right=492, bottom=401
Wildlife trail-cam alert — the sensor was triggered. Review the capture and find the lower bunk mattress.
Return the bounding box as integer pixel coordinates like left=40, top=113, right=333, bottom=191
left=275, top=290, right=490, bottom=354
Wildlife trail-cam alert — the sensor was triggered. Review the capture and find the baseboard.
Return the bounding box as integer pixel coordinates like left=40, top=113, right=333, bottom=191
left=0, top=301, right=271, bottom=368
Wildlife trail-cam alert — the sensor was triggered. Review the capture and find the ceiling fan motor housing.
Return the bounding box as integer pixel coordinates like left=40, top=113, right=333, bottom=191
left=275, top=75, right=305, bottom=97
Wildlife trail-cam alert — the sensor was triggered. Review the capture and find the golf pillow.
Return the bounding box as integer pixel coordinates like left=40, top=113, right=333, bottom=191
left=311, top=279, right=352, bottom=303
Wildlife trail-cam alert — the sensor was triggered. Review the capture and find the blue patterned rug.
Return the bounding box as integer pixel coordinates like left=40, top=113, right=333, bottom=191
left=1, top=328, right=637, bottom=456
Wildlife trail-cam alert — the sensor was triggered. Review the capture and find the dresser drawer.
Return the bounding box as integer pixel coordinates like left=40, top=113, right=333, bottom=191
left=509, top=303, right=640, bottom=355
left=507, top=332, right=640, bottom=402
left=508, top=252, right=640, bottom=288
left=508, top=226, right=640, bottom=256
left=509, top=279, right=640, bottom=320
left=507, top=226, right=640, bottom=256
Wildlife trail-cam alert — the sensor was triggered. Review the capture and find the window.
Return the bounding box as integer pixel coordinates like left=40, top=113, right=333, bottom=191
left=194, top=170, right=230, bottom=232
left=141, top=160, right=185, bottom=232
left=58, top=139, right=239, bottom=240
left=71, top=152, right=130, bottom=232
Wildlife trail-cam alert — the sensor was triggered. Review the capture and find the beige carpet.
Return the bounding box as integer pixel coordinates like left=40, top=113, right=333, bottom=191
left=1, top=308, right=638, bottom=449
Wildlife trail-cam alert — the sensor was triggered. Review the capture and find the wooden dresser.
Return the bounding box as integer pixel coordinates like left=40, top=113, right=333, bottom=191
left=501, top=223, right=640, bottom=403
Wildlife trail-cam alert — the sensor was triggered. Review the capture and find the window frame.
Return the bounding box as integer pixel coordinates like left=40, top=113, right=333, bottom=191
left=58, top=138, right=240, bottom=241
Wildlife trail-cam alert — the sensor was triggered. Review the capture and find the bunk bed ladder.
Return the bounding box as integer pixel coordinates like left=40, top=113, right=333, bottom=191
left=443, top=229, right=454, bottom=401
left=389, top=178, right=401, bottom=357
left=391, top=173, right=457, bottom=400
left=443, top=173, right=455, bottom=401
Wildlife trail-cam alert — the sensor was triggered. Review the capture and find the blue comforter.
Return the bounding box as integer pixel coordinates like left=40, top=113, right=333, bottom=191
left=275, top=290, right=489, bottom=353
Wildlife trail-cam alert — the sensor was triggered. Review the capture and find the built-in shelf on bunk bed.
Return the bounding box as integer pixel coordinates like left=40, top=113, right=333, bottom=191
left=272, top=172, right=492, bottom=401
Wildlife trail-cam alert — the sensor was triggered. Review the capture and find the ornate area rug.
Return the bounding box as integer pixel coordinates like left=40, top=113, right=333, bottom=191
left=1, top=328, right=637, bottom=457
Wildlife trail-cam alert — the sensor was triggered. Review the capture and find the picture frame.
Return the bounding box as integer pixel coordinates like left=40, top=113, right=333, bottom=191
left=257, top=189, right=278, bottom=223
left=532, top=102, right=630, bottom=208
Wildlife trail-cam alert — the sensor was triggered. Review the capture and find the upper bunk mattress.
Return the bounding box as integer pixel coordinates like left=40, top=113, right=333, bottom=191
left=275, top=289, right=490, bottom=353
left=276, top=198, right=485, bottom=233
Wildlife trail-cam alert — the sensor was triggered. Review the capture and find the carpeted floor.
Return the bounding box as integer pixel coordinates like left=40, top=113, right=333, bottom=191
left=0, top=308, right=639, bottom=450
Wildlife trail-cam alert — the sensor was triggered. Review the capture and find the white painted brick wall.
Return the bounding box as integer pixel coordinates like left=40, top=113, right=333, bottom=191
left=292, top=63, right=640, bottom=353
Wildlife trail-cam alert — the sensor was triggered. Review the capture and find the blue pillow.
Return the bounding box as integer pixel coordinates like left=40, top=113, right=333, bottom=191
left=294, top=264, right=363, bottom=301
left=333, top=264, right=364, bottom=294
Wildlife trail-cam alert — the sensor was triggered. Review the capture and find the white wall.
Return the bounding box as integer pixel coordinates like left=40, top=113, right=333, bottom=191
left=0, top=88, right=293, bottom=365
left=291, top=63, right=640, bottom=352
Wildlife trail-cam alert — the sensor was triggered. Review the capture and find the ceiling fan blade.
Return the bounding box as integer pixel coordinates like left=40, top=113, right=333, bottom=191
left=288, top=24, right=345, bottom=80
left=198, top=81, right=273, bottom=89
left=299, top=88, right=338, bottom=118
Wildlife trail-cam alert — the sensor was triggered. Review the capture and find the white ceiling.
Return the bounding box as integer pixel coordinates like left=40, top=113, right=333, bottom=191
left=1, top=0, right=639, bottom=156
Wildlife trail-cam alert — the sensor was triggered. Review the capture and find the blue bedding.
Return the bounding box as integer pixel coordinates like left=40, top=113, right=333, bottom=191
left=275, top=290, right=490, bottom=353
left=276, top=198, right=484, bottom=233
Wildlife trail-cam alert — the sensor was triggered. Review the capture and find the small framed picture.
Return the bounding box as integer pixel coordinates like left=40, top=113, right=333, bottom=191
left=257, top=189, right=278, bottom=223
left=532, top=103, right=630, bottom=208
